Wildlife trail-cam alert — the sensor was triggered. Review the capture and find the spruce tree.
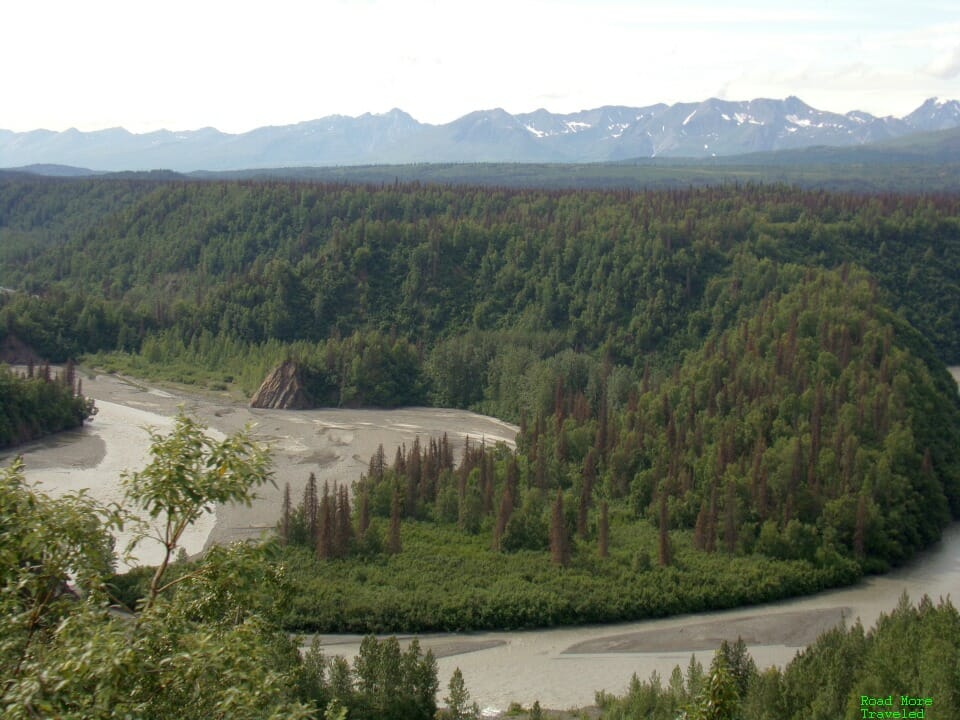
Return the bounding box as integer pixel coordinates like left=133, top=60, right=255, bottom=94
left=598, top=500, right=609, bottom=558
left=658, top=491, right=672, bottom=567
left=492, top=483, right=514, bottom=552
left=280, top=482, right=292, bottom=545
left=443, top=668, right=478, bottom=720
left=357, top=483, right=371, bottom=538
left=304, top=473, right=319, bottom=552
left=317, top=481, right=333, bottom=560
left=723, top=479, right=738, bottom=554
left=550, top=489, right=569, bottom=566
left=336, top=484, right=353, bottom=558
left=388, top=487, right=402, bottom=555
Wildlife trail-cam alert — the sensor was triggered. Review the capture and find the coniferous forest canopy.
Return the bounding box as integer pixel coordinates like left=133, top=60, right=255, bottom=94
left=3, top=175, right=960, bottom=715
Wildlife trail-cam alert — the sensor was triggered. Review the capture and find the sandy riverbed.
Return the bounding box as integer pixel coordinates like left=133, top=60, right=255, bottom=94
left=3, top=370, right=517, bottom=566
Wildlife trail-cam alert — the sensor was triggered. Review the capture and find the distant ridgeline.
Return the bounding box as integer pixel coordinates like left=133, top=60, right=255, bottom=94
left=0, top=357, right=96, bottom=449
left=2, top=177, right=960, bottom=580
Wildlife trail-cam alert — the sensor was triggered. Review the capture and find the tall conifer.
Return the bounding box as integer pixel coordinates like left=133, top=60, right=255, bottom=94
left=280, top=482, right=292, bottom=545
left=598, top=500, right=609, bottom=558
left=388, top=487, right=402, bottom=555
left=658, top=491, right=672, bottom=567
left=550, top=489, right=569, bottom=566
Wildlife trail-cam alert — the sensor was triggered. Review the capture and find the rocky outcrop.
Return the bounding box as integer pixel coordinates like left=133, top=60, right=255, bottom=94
left=0, top=334, right=41, bottom=365
left=249, top=360, right=313, bottom=409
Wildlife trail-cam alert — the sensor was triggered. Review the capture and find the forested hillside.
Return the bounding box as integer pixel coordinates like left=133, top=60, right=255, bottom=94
left=2, top=181, right=960, bottom=370
left=244, top=260, right=960, bottom=632
left=20, top=176, right=953, bottom=629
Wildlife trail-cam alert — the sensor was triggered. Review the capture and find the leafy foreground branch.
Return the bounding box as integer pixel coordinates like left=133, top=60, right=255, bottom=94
left=0, top=413, right=450, bottom=720
left=120, top=411, right=272, bottom=609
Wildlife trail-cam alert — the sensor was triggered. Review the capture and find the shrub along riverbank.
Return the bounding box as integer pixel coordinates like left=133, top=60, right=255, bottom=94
left=277, top=521, right=860, bottom=633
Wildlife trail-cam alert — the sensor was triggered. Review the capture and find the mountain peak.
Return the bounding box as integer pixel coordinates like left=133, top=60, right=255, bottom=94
left=905, top=97, right=960, bottom=131
left=2, top=96, right=959, bottom=170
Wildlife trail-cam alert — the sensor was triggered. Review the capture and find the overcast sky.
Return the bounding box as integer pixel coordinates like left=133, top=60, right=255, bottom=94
left=3, top=0, right=958, bottom=134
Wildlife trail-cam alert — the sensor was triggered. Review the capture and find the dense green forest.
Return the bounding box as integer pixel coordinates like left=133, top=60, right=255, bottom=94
left=114, top=255, right=960, bottom=634
left=0, top=361, right=95, bottom=448
left=3, top=177, right=960, bottom=624
left=2, top=180, right=960, bottom=369
left=224, top=262, right=958, bottom=633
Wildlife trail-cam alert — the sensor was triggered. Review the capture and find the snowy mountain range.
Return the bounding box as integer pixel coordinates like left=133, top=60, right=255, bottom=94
left=2, top=96, right=959, bottom=172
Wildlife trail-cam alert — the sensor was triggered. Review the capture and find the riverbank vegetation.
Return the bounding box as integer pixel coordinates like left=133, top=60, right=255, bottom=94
left=0, top=361, right=95, bottom=448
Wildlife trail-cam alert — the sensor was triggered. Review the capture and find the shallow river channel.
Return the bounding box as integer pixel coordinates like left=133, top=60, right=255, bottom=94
left=4, top=369, right=960, bottom=713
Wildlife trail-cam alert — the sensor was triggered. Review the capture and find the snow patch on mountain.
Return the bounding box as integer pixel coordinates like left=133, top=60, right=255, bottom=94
left=2, top=96, right=959, bottom=169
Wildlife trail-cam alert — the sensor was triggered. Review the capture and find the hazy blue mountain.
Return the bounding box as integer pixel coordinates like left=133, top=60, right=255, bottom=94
left=1, top=97, right=958, bottom=171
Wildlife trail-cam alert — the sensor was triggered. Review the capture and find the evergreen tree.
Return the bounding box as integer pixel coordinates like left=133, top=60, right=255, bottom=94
left=598, top=500, right=609, bottom=558
left=388, top=488, right=402, bottom=555
left=493, top=483, right=514, bottom=551
left=658, top=491, right=672, bottom=567
left=357, top=483, right=371, bottom=538
left=692, top=652, right=738, bottom=720
left=442, top=667, right=479, bottom=720
left=335, top=484, right=353, bottom=558
left=280, top=481, right=292, bottom=545
left=550, top=489, right=570, bottom=566
left=304, top=473, right=319, bottom=552
left=317, top=481, right=333, bottom=560
left=723, top=479, right=738, bottom=554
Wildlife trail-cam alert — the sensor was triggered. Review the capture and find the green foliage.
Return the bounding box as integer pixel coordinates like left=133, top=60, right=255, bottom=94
left=4, top=180, right=960, bottom=380
left=0, top=457, right=120, bottom=699
left=442, top=667, right=480, bottom=720
left=241, top=519, right=861, bottom=634
left=596, top=594, right=960, bottom=720
left=122, top=412, right=273, bottom=607
left=0, top=362, right=95, bottom=448
left=0, top=435, right=312, bottom=719
left=692, top=653, right=739, bottom=720
left=299, top=635, right=438, bottom=720
left=501, top=489, right=549, bottom=552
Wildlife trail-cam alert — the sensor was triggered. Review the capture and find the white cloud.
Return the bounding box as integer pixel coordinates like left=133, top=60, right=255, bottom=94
left=926, top=45, right=960, bottom=79
left=0, top=0, right=957, bottom=132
